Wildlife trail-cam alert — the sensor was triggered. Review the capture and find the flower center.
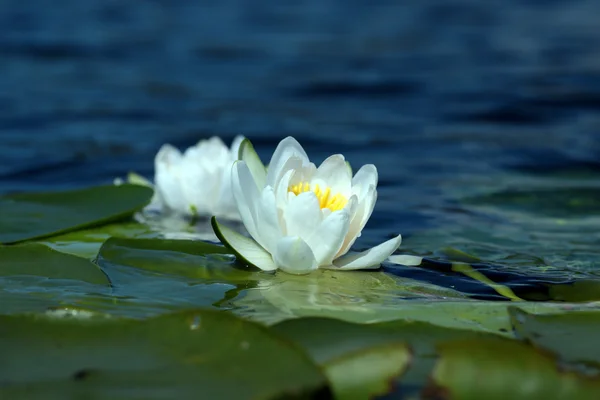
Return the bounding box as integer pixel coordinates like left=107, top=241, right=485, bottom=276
left=288, top=182, right=347, bottom=211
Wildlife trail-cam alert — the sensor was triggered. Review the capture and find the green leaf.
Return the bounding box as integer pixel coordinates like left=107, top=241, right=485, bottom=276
left=0, top=243, right=110, bottom=285
left=509, top=307, right=600, bottom=366
left=273, top=318, right=411, bottom=399
left=255, top=275, right=600, bottom=332
left=42, top=222, right=156, bottom=259
left=0, top=184, right=153, bottom=244
left=95, top=237, right=261, bottom=283
left=211, top=216, right=278, bottom=271
left=325, top=342, right=410, bottom=400
left=0, top=310, right=331, bottom=399
left=272, top=317, right=482, bottom=399
left=238, top=138, right=267, bottom=189
left=125, top=171, right=153, bottom=187
left=430, top=336, right=600, bottom=400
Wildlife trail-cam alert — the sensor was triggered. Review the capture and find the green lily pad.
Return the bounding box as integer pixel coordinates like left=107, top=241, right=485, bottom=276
left=430, top=337, right=600, bottom=400
left=96, top=237, right=262, bottom=283
left=0, top=309, right=330, bottom=399
left=509, top=307, right=600, bottom=366
left=42, top=222, right=156, bottom=259
left=0, top=243, right=110, bottom=285
left=257, top=278, right=600, bottom=334
left=325, top=342, right=410, bottom=400
left=273, top=317, right=480, bottom=361
left=272, top=317, right=482, bottom=398
left=0, top=184, right=153, bottom=244
left=0, top=281, right=67, bottom=314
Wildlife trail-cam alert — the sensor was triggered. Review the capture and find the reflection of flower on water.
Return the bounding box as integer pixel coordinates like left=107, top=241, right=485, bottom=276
left=252, top=273, right=376, bottom=323
left=116, top=136, right=244, bottom=220
left=214, top=136, right=403, bottom=274
left=241, top=269, right=468, bottom=324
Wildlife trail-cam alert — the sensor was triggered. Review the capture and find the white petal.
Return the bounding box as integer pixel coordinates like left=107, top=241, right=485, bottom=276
left=275, top=169, right=296, bottom=208
left=189, top=137, right=230, bottom=173
left=211, top=217, right=277, bottom=271
left=272, top=155, right=305, bottom=192
left=154, top=144, right=188, bottom=212
left=155, top=144, right=183, bottom=165
left=180, top=160, right=213, bottom=215
left=273, top=236, right=318, bottom=274
left=337, top=185, right=377, bottom=257
left=335, top=164, right=378, bottom=256
left=266, top=137, right=309, bottom=187
left=311, top=154, right=352, bottom=198
left=352, top=164, right=378, bottom=192
left=214, top=165, right=240, bottom=220
left=347, top=164, right=378, bottom=239
left=331, top=234, right=402, bottom=270
left=283, top=191, right=322, bottom=239
left=349, top=164, right=378, bottom=237
left=238, top=138, right=267, bottom=189
left=255, top=186, right=282, bottom=253
left=144, top=190, right=164, bottom=213
left=231, top=161, right=262, bottom=244
left=305, top=210, right=350, bottom=266
left=387, top=254, right=423, bottom=266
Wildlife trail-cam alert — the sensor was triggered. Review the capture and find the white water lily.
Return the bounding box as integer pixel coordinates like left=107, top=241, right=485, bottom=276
left=212, top=136, right=403, bottom=274
left=117, top=136, right=244, bottom=220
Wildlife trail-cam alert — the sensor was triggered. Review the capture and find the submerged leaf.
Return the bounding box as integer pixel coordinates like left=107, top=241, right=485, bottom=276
left=96, top=237, right=261, bottom=283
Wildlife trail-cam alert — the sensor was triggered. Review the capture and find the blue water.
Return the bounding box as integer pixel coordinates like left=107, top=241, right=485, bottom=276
left=1, top=0, right=599, bottom=299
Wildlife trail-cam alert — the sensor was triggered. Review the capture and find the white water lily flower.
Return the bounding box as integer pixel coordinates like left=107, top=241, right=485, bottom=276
left=117, top=136, right=244, bottom=220
left=212, top=137, right=403, bottom=274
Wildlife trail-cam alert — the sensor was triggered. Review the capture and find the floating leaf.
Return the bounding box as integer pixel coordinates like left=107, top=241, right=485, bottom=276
left=273, top=317, right=485, bottom=398
left=95, top=237, right=260, bottom=283
left=42, top=222, right=155, bottom=259
left=0, top=185, right=153, bottom=244
left=429, top=336, right=600, bottom=399
left=0, top=243, right=110, bottom=285
left=325, top=343, right=410, bottom=400
left=0, top=310, right=331, bottom=399
left=510, top=307, right=600, bottom=366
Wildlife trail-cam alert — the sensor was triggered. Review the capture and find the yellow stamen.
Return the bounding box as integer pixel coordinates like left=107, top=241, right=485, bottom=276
left=288, top=182, right=347, bottom=211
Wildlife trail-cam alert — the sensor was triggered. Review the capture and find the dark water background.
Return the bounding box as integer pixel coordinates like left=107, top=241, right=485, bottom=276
left=1, top=0, right=600, bottom=298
